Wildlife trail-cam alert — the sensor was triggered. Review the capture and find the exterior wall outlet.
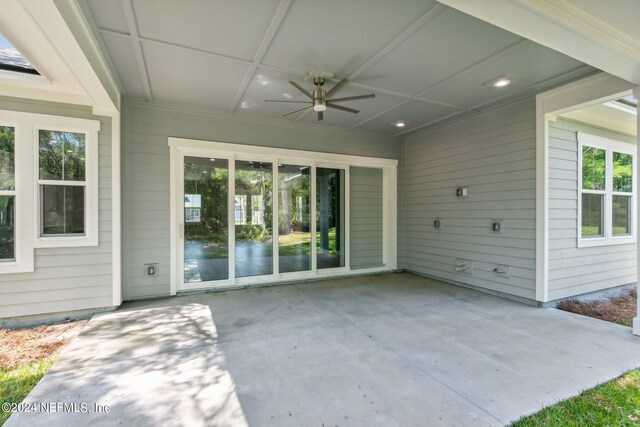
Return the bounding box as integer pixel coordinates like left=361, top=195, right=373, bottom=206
left=454, top=258, right=473, bottom=274
left=493, top=265, right=511, bottom=278
left=455, top=186, right=469, bottom=197
left=433, top=218, right=441, bottom=229
left=144, top=263, right=159, bottom=278
left=491, top=219, right=503, bottom=233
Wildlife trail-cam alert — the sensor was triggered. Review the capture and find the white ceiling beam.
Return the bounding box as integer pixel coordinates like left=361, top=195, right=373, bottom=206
left=292, top=3, right=447, bottom=124
left=394, top=64, right=596, bottom=137
left=413, top=38, right=528, bottom=101
left=347, top=3, right=446, bottom=81
left=98, top=29, right=253, bottom=67
left=437, top=0, right=640, bottom=84
left=77, top=0, right=124, bottom=96
left=228, top=0, right=293, bottom=113
left=347, top=38, right=530, bottom=131
left=348, top=99, right=411, bottom=130
left=120, top=0, right=153, bottom=102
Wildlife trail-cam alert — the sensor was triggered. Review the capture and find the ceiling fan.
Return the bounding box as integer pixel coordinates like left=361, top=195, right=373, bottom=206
left=265, top=76, right=375, bottom=121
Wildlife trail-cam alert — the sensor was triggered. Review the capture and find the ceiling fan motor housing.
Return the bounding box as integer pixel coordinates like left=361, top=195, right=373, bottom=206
left=313, top=86, right=327, bottom=111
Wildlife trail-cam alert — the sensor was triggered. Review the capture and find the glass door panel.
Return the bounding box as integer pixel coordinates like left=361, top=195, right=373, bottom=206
left=278, top=164, right=311, bottom=273
left=316, top=168, right=345, bottom=269
left=235, top=160, right=273, bottom=277
left=183, top=156, right=229, bottom=283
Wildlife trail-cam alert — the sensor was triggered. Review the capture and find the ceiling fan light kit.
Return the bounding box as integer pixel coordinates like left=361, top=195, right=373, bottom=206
left=264, top=75, right=375, bottom=121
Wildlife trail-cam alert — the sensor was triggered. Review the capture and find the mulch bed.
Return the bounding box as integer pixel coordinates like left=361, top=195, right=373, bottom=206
left=558, top=288, right=637, bottom=326
left=0, top=320, right=87, bottom=370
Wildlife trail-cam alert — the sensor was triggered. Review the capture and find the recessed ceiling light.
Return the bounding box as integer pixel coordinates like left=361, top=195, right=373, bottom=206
left=209, top=158, right=216, bottom=161
left=485, top=75, right=513, bottom=88
left=392, top=120, right=410, bottom=128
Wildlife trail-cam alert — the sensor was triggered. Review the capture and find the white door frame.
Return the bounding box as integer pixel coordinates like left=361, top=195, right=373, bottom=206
left=169, top=138, right=398, bottom=294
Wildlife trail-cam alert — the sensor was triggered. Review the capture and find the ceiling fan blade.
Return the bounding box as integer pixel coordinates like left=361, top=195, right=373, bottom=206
left=326, top=78, right=348, bottom=98
left=264, top=99, right=310, bottom=104
left=327, top=103, right=360, bottom=114
left=282, top=105, right=313, bottom=117
left=328, top=94, right=375, bottom=103
left=318, top=111, right=323, bottom=121
left=289, top=81, right=314, bottom=99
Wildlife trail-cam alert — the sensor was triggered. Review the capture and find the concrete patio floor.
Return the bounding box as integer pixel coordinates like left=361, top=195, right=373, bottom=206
left=6, top=272, right=640, bottom=427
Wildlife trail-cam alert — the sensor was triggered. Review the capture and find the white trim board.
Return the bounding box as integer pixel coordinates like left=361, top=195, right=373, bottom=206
left=168, top=137, right=397, bottom=295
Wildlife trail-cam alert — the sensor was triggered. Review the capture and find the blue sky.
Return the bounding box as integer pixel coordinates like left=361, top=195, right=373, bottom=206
left=0, top=35, right=15, bottom=49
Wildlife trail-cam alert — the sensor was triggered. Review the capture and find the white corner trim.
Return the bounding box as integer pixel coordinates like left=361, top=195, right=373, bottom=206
left=112, top=110, right=122, bottom=306
left=535, top=93, right=549, bottom=302
left=634, top=85, right=640, bottom=337
left=169, top=142, right=178, bottom=296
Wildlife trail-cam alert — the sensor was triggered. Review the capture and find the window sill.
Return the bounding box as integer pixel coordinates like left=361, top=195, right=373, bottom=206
left=577, top=236, right=636, bottom=248
left=34, top=235, right=98, bottom=248
left=0, top=261, right=35, bottom=274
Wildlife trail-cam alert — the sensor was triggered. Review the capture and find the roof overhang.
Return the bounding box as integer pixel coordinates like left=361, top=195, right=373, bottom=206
left=438, top=0, right=640, bottom=85
left=0, top=0, right=120, bottom=115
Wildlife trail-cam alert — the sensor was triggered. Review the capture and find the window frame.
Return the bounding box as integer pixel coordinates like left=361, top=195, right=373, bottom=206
left=577, top=132, right=636, bottom=247
left=33, top=117, right=100, bottom=248
left=0, top=112, right=34, bottom=273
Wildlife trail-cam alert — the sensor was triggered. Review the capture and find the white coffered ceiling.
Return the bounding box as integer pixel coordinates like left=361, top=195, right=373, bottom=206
left=80, top=0, right=596, bottom=136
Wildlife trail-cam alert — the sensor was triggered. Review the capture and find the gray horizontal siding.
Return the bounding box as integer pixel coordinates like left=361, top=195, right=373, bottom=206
left=0, top=96, right=113, bottom=318
left=404, top=99, right=537, bottom=300
left=123, top=102, right=401, bottom=299
left=350, top=167, right=383, bottom=269
left=547, top=118, right=636, bottom=300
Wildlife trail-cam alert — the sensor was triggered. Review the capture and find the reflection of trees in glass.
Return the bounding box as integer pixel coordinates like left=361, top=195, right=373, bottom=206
left=39, top=130, right=85, bottom=181
left=184, top=162, right=228, bottom=246
left=0, top=196, right=15, bottom=260
left=279, top=169, right=310, bottom=235
left=613, top=152, right=632, bottom=192
left=582, top=146, right=605, bottom=190
left=235, top=165, right=272, bottom=241
left=0, top=126, right=14, bottom=190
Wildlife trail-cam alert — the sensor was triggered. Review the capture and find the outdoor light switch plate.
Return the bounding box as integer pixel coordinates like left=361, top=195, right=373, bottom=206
left=456, top=186, right=469, bottom=197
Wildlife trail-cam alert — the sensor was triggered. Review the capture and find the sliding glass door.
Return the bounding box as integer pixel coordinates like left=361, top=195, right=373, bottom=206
left=180, top=159, right=346, bottom=287
left=176, top=146, right=380, bottom=292
left=235, top=160, right=273, bottom=278
left=316, top=168, right=345, bottom=269
left=278, top=164, right=311, bottom=273
left=183, top=157, right=229, bottom=283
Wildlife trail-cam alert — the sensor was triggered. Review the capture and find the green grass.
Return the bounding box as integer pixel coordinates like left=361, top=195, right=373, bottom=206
left=187, top=228, right=339, bottom=259
left=582, top=226, right=629, bottom=237
left=512, top=370, right=640, bottom=426
left=0, top=358, right=55, bottom=426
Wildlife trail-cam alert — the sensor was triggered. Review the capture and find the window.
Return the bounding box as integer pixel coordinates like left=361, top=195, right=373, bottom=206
left=0, top=110, right=99, bottom=275
left=38, top=130, right=86, bottom=236
left=0, top=126, right=16, bottom=262
left=578, top=132, right=636, bottom=247
left=34, top=120, right=99, bottom=248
